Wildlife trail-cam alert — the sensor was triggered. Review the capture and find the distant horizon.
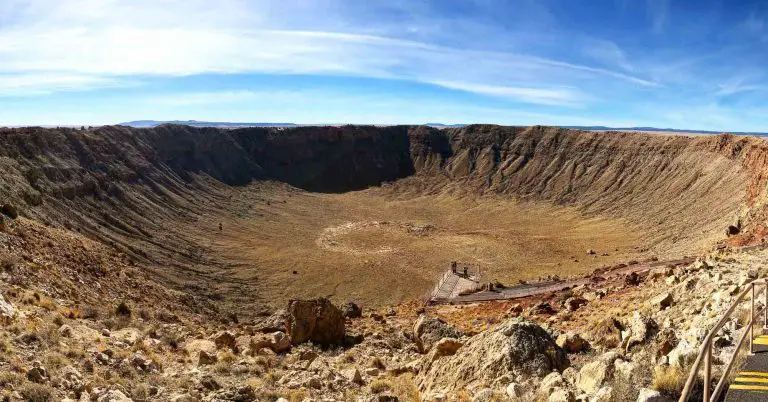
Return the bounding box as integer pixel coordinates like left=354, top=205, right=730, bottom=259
left=4, top=120, right=768, bottom=136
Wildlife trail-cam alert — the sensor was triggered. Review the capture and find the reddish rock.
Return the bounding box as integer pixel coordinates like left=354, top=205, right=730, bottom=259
left=286, top=298, right=345, bottom=346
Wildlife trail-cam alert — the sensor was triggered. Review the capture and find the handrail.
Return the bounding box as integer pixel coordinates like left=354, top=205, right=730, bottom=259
left=679, top=278, right=767, bottom=402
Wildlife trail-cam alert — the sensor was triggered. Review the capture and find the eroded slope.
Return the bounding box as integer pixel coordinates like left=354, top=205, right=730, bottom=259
left=0, top=124, right=761, bottom=311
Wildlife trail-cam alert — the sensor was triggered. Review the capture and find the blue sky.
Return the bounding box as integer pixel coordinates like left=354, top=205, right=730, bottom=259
left=2, top=0, right=768, bottom=130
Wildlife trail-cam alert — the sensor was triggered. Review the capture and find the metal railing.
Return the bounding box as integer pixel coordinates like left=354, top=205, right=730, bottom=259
left=679, top=278, right=767, bottom=402
left=430, top=271, right=451, bottom=298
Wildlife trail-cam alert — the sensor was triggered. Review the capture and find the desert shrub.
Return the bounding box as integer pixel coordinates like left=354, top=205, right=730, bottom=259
left=131, top=383, right=150, bottom=401
left=2, top=204, right=19, bottom=219
left=0, top=254, right=19, bottom=272
left=369, top=378, right=393, bottom=393
left=0, top=371, right=23, bottom=386
left=652, top=365, right=686, bottom=397
left=138, top=308, right=151, bottom=321
left=19, top=383, right=55, bottom=402
left=390, top=373, right=420, bottom=401
left=154, top=309, right=178, bottom=323
left=370, top=356, right=386, bottom=370
left=116, top=301, right=132, bottom=317
left=103, top=315, right=132, bottom=331
left=81, top=306, right=100, bottom=319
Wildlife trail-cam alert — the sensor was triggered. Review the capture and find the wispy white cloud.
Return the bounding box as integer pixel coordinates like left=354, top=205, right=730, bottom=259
left=430, top=81, right=589, bottom=107
left=0, top=0, right=657, bottom=103
left=583, top=39, right=635, bottom=73
left=0, top=73, right=125, bottom=96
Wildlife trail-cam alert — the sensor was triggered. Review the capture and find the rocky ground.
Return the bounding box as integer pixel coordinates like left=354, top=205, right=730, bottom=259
left=0, top=201, right=765, bottom=402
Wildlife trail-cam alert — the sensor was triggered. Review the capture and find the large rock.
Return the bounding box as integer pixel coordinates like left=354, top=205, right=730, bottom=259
left=286, top=298, right=345, bottom=346
left=341, top=301, right=362, bottom=318
left=418, top=318, right=568, bottom=393
left=548, top=388, right=574, bottom=402
left=622, top=312, right=658, bottom=351
left=649, top=293, right=673, bottom=310
left=96, top=390, right=133, bottom=402
left=257, top=309, right=288, bottom=333
left=588, top=317, right=623, bottom=349
left=636, top=388, right=672, bottom=402
left=413, top=315, right=464, bottom=353
left=576, top=352, right=621, bottom=394
left=214, top=331, right=237, bottom=351
left=556, top=332, right=589, bottom=353
left=0, top=294, right=15, bottom=323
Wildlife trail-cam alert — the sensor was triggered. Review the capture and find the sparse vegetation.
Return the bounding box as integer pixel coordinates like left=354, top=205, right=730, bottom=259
left=652, top=364, right=686, bottom=397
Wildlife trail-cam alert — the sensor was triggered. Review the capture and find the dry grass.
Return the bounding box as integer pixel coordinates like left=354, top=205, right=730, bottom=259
left=19, top=383, right=55, bottom=402
left=652, top=365, right=686, bottom=397
left=369, top=378, right=393, bottom=393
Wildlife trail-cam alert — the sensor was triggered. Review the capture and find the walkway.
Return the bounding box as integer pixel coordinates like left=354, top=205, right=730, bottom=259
left=428, top=256, right=695, bottom=304
left=726, top=336, right=768, bottom=401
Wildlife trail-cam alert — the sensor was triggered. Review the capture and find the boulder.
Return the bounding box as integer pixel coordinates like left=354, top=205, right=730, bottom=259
left=548, top=388, right=575, bottom=402
left=625, top=272, right=641, bottom=286
left=433, top=338, right=463, bottom=356
left=472, top=389, right=494, bottom=402
left=413, top=315, right=463, bottom=353
left=655, top=328, right=678, bottom=358
left=668, top=345, right=698, bottom=368
left=418, top=318, right=568, bottom=393
left=588, top=317, right=623, bottom=349
left=538, top=372, right=566, bottom=395
left=506, top=383, right=521, bottom=398
left=184, top=339, right=217, bottom=358
left=565, top=297, right=588, bottom=312
left=649, top=293, right=673, bottom=310
left=0, top=294, right=15, bottom=323
left=593, top=387, right=613, bottom=402
left=623, top=312, right=658, bottom=351
left=636, top=388, right=672, bottom=402
left=27, top=362, right=48, bottom=383
left=342, top=367, right=363, bottom=385
left=198, top=350, right=217, bottom=365
left=253, top=331, right=291, bottom=353
left=576, top=352, right=621, bottom=393
left=112, top=328, right=141, bottom=345
left=556, top=332, right=589, bottom=353
left=96, top=390, right=133, bottom=402
left=286, top=298, right=345, bottom=346
left=59, top=324, right=73, bottom=337
left=214, top=331, right=237, bottom=351
left=257, top=309, right=288, bottom=333
left=692, top=258, right=710, bottom=271
left=341, top=301, right=362, bottom=318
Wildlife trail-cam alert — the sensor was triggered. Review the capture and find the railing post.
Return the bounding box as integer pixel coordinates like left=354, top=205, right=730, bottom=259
left=704, top=344, right=712, bottom=402
left=763, top=282, right=768, bottom=329
left=752, top=285, right=756, bottom=354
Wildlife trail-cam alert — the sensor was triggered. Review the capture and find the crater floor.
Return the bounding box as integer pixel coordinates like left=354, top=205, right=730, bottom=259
left=185, top=182, right=653, bottom=309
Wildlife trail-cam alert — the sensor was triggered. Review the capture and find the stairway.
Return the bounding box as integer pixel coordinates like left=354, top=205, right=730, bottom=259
left=726, top=335, right=768, bottom=401
left=433, top=273, right=460, bottom=301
